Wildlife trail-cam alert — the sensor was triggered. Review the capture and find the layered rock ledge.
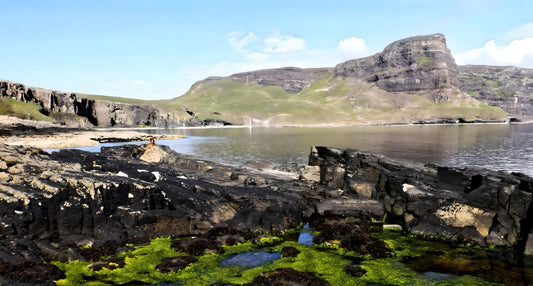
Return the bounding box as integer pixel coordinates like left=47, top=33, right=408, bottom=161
left=309, top=146, right=533, bottom=254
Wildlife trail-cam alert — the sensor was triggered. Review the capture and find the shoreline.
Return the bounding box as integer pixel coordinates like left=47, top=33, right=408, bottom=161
left=1, top=115, right=532, bottom=149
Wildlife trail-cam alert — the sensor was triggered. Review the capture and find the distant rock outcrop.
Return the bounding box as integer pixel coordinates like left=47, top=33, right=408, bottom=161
left=333, top=33, right=470, bottom=106
left=335, top=34, right=459, bottom=95
left=0, top=80, right=202, bottom=127
left=230, top=67, right=333, bottom=94
left=458, top=65, right=533, bottom=117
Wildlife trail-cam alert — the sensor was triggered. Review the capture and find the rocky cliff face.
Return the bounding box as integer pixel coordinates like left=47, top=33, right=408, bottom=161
left=458, top=65, right=533, bottom=117
left=335, top=34, right=459, bottom=95
left=230, top=67, right=333, bottom=94
left=0, top=80, right=201, bottom=127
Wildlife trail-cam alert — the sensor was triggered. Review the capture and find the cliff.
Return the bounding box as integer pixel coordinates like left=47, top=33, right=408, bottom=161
left=335, top=34, right=460, bottom=95
left=173, top=33, right=514, bottom=125
left=230, top=67, right=334, bottom=94
left=0, top=81, right=202, bottom=127
left=458, top=65, right=533, bottom=117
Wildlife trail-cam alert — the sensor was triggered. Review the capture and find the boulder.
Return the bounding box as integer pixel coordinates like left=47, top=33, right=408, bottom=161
left=156, top=256, right=198, bottom=273
left=316, top=198, right=384, bottom=220
left=242, top=268, right=331, bottom=286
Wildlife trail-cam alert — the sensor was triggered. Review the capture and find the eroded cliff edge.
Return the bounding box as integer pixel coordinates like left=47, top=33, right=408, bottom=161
left=0, top=81, right=202, bottom=127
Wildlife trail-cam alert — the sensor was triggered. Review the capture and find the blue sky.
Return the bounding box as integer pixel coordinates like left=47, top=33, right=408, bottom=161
left=1, top=0, right=532, bottom=100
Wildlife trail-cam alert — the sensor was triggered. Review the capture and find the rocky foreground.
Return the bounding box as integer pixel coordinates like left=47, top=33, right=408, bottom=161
left=0, top=131, right=532, bottom=284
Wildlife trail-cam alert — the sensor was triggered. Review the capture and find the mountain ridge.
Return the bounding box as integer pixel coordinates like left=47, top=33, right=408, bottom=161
left=2, top=33, right=533, bottom=127
left=171, top=33, right=530, bottom=125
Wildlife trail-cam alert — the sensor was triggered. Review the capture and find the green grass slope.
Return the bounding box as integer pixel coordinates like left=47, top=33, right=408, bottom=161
left=168, top=76, right=507, bottom=126
left=0, top=97, right=53, bottom=121
left=78, top=93, right=161, bottom=105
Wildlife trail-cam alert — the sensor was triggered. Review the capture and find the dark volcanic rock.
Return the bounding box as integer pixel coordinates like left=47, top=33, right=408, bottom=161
left=89, top=257, right=126, bottom=271
left=0, top=142, right=314, bottom=270
left=311, top=216, right=394, bottom=258
left=280, top=246, right=300, bottom=258
left=171, top=238, right=222, bottom=256
left=344, top=265, right=367, bottom=277
left=243, top=267, right=331, bottom=286
left=0, top=261, right=65, bottom=284
left=2, top=133, right=533, bottom=283
left=156, top=256, right=198, bottom=273
left=310, top=145, right=533, bottom=253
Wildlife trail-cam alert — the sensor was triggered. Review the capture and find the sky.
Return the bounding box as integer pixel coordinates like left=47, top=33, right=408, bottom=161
left=1, top=0, right=532, bottom=100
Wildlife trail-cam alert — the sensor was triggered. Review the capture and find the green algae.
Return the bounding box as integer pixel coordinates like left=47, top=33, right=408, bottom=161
left=54, top=230, right=510, bottom=286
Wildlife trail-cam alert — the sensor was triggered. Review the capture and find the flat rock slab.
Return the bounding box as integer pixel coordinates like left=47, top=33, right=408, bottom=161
left=316, top=198, right=384, bottom=219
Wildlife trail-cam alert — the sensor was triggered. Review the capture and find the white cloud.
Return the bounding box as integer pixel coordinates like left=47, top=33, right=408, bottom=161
left=505, top=22, right=533, bottom=40
left=227, top=32, right=257, bottom=52
left=130, top=79, right=151, bottom=86
left=194, top=32, right=370, bottom=85
left=455, top=37, right=533, bottom=68
left=337, top=36, right=368, bottom=60
left=263, top=35, right=306, bottom=54
left=245, top=52, right=270, bottom=62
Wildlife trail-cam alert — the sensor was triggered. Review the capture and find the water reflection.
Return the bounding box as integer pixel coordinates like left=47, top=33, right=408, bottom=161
left=218, top=251, right=281, bottom=269
left=146, top=124, right=533, bottom=176
left=297, top=223, right=314, bottom=246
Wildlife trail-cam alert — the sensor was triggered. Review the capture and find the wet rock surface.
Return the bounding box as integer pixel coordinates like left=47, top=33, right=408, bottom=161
left=0, top=142, right=316, bottom=284
left=241, top=267, right=331, bottom=286
left=156, top=256, right=198, bottom=273
left=89, top=257, right=126, bottom=271
left=0, top=261, right=65, bottom=285
left=1, top=136, right=533, bottom=284
left=280, top=246, right=300, bottom=258
left=311, top=216, right=394, bottom=258
left=344, top=265, right=367, bottom=277
left=309, top=146, right=533, bottom=253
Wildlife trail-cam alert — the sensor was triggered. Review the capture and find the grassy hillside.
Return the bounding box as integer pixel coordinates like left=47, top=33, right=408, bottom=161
left=169, top=76, right=507, bottom=125
left=78, top=93, right=161, bottom=105
left=0, top=97, right=53, bottom=121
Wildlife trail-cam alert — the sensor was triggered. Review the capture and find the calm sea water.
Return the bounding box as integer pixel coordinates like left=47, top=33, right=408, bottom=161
left=142, top=123, right=533, bottom=177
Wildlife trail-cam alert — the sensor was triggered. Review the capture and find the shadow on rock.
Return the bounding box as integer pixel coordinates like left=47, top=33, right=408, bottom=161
left=0, top=261, right=65, bottom=285
left=156, top=256, right=198, bottom=273
left=311, top=216, right=394, bottom=258
left=242, top=267, right=331, bottom=286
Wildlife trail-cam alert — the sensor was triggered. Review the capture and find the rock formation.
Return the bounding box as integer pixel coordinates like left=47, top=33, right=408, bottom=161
left=1, top=138, right=533, bottom=283
left=0, top=80, right=202, bottom=127
left=458, top=65, right=533, bottom=117
left=0, top=143, right=315, bottom=265
left=308, top=146, right=533, bottom=253
left=335, top=34, right=460, bottom=95
left=230, top=67, right=333, bottom=94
